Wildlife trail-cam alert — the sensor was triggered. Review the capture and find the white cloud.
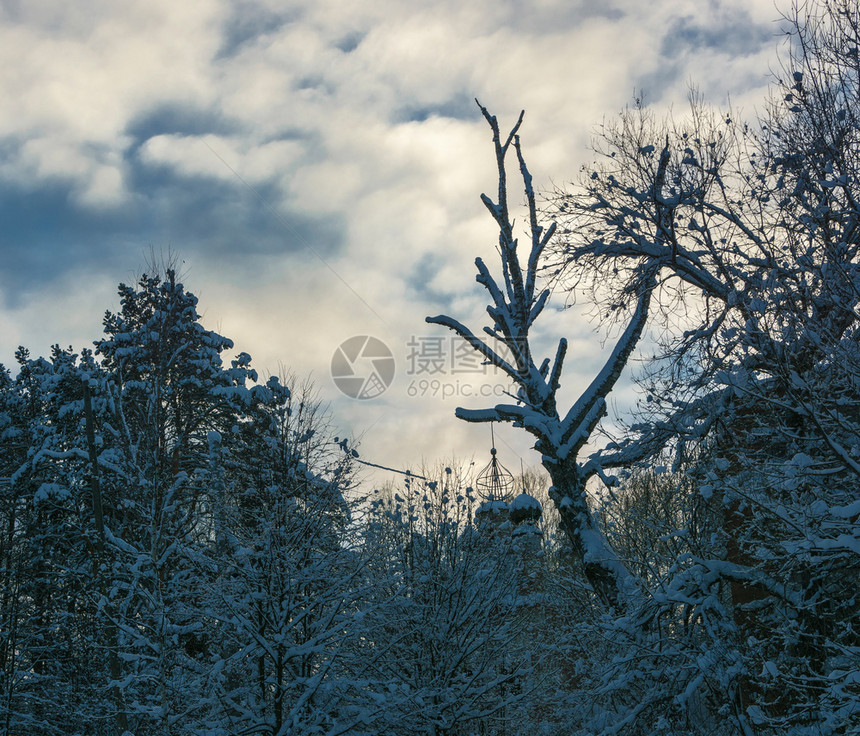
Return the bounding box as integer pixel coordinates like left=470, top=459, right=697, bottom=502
left=0, top=269, right=118, bottom=369
left=139, top=134, right=304, bottom=185
left=0, top=0, right=787, bottom=480
left=78, top=163, right=126, bottom=208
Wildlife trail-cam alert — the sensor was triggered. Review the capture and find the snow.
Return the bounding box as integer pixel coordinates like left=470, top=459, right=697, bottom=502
left=511, top=522, right=542, bottom=537
left=511, top=492, right=542, bottom=513
left=33, top=482, right=70, bottom=505
left=476, top=499, right=509, bottom=514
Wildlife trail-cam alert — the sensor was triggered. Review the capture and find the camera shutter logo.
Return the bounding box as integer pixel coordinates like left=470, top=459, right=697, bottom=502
left=331, top=336, right=395, bottom=399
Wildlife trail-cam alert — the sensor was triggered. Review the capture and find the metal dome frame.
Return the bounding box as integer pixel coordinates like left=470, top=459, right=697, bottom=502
left=474, top=426, right=514, bottom=502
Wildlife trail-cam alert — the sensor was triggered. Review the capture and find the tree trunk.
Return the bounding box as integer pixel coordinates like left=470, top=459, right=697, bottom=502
left=83, top=380, right=129, bottom=735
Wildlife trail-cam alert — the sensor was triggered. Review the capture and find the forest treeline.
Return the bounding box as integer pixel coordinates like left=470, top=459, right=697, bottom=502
left=0, top=270, right=574, bottom=735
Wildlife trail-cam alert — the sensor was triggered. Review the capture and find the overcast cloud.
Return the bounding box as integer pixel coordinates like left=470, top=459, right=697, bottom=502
left=0, top=0, right=783, bottom=482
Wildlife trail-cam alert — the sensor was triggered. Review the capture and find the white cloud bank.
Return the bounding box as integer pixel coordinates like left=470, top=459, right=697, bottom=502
left=0, top=0, right=783, bottom=483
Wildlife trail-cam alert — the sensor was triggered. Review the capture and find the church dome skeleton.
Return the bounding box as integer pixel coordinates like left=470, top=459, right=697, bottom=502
left=475, top=447, right=514, bottom=505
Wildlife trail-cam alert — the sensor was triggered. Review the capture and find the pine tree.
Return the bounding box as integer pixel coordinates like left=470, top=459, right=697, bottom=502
left=89, top=269, right=257, bottom=733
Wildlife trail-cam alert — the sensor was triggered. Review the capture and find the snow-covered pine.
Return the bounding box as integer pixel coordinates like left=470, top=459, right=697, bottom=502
left=199, top=377, right=365, bottom=736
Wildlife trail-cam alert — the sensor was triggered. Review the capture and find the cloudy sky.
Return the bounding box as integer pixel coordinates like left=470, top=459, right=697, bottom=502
left=0, top=0, right=786, bottom=486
